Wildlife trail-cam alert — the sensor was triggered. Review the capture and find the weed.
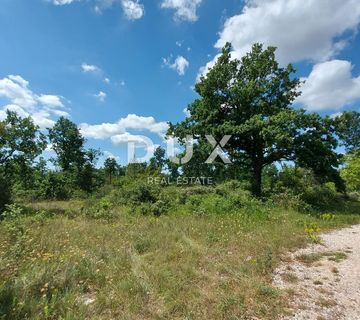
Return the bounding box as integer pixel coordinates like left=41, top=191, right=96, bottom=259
left=282, top=273, right=299, bottom=284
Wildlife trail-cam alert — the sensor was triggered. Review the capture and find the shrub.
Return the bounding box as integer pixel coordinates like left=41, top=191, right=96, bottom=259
left=301, top=184, right=338, bottom=210
left=0, top=169, right=11, bottom=214
left=35, top=172, right=73, bottom=200
left=81, top=197, right=116, bottom=220
left=269, top=191, right=311, bottom=212
left=1, top=204, right=24, bottom=221
left=138, top=200, right=168, bottom=216
left=110, top=178, right=161, bottom=206
left=129, top=183, right=159, bottom=203
left=183, top=182, right=267, bottom=216
left=215, top=180, right=250, bottom=196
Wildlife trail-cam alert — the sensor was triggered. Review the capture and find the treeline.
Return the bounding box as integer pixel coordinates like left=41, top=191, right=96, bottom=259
left=0, top=43, right=359, bottom=214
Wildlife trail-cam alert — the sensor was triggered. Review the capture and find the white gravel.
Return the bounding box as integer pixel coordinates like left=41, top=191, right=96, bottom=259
left=273, top=224, right=360, bottom=320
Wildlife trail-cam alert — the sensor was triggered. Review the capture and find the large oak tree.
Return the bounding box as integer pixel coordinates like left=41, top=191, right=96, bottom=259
left=168, top=43, right=343, bottom=196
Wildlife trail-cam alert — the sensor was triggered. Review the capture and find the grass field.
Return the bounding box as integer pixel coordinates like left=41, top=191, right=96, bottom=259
left=1, top=200, right=360, bottom=320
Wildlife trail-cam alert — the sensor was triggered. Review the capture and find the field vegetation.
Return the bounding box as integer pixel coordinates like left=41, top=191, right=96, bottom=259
left=1, top=43, right=359, bottom=319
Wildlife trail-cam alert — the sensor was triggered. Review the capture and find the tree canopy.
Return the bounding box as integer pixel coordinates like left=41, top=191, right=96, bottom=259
left=333, top=111, right=360, bottom=154
left=168, top=43, right=344, bottom=196
left=48, top=117, right=86, bottom=171
left=0, top=110, right=46, bottom=167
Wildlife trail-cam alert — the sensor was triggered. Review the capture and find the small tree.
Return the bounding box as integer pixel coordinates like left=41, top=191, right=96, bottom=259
left=78, top=149, right=102, bottom=193
left=104, top=157, right=118, bottom=184
left=149, top=146, right=166, bottom=171
left=48, top=117, right=85, bottom=171
left=333, top=111, right=360, bottom=154
left=0, top=168, right=11, bottom=213
left=0, top=111, right=46, bottom=212
left=341, top=154, right=360, bottom=192
left=0, top=110, right=46, bottom=166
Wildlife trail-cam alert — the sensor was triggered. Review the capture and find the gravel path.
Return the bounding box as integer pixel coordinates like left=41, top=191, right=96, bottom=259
left=274, top=224, right=360, bottom=320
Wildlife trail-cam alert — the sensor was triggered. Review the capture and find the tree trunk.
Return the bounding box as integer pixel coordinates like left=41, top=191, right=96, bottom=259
left=251, top=162, right=263, bottom=197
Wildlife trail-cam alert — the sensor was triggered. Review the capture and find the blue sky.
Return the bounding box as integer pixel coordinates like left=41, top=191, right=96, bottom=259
left=1, top=0, right=360, bottom=165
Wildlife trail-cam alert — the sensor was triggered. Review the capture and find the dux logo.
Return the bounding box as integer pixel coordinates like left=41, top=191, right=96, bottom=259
left=205, top=135, right=232, bottom=164
left=128, top=135, right=232, bottom=165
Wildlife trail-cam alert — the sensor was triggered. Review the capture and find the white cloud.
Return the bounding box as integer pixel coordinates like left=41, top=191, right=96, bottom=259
left=81, top=114, right=167, bottom=162
left=0, top=75, right=67, bottom=129
left=45, top=144, right=54, bottom=152
left=51, top=109, right=71, bottom=117
left=121, top=0, right=144, bottom=20
left=81, top=63, right=101, bottom=73
left=2, top=104, right=30, bottom=119
left=79, top=114, right=169, bottom=140
left=32, top=110, right=56, bottom=129
left=103, top=151, right=120, bottom=161
left=161, top=0, right=203, bottom=22
left=51, top=0, right=145, bottom=20
left=0, top=75, right=36, bottom=108
left=163, top=55, right=189, bottom=75
left=183, top=107, right=190, bottom=117
left=198, top=0, right=360, bottom=80
left=80, top=123, right=125, bottom=139
left=197, top=53, right=221, bottom=81
left=104, top=77, right=111, bottom=84
left=111, top=132, right=148, bottom=145
left=330, top=112, right=344, bottom=119
left=213, top=0, right=360, bottom=66
left=52, top=0, right=79, bottom=5
left=94, top=91, right=107, bottom=102
left=296, top=60, right=360, bottom=111
left=38, top=94, right=64, bottom=108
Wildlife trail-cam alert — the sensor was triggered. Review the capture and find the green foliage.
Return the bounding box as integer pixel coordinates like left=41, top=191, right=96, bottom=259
left=301, top=184, right=338, bottom=211
left=149, top=146, right=166, bottom=171
left=341, top=153, right=360, bottom=191
left=1, top=203, right=24, bottom=221
left=118, top=180, right=161, bottom=207
left=35, top=172, right=74, bottom=200
left=275, top=166, right=315, bottom=195
left=0, top=111, right=45, bottom=212
left=0, top=111, right=46, bottom=167
left=304, top=222, right=321, bottom=243
left=168, top=43, right=342, bottom=196
left=104, top=157, right=119, bottom=183
left=81, top=197, right=116, bottom=220
left=77, top=149, right=104, bottom=193
left=0, top=168, right=11, bottom=214
left=0, top=179, right=359, bottom=319
left=269, top=192, right=309, bottom=212
left=294, top=114, right=345, bottom=192
left=333, top=111, right=360, bottom=153
left=273, top=166, right=340, bottom=210
left=48, top=117, right=86, bottom=171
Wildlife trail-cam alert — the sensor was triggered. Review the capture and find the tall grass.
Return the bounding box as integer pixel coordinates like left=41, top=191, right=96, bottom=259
left=0, top=192, right=359, bottom=319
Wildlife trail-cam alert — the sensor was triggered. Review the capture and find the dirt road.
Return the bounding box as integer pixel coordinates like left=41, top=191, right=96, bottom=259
left=274, top=225, right=360, bottom=320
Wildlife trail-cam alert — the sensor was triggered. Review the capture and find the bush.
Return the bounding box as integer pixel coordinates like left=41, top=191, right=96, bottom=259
left=181, top=181, right=269, bottom=216
left=269, top=191, right=310, bottom=212
left=274, top=166, right=340, bottom=210
left=35, top=172, right=73, bottom=200
left=215, top=180, right=251, bottom=196
left=138, top=200, right=168, bottom=216
left=0, top=169, right=11, bottom=214
left=301, top=184, right=338, bottom=210
left=81, top=197, right=116, bottom=220
left=109, top=178, right=161, bottom=206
